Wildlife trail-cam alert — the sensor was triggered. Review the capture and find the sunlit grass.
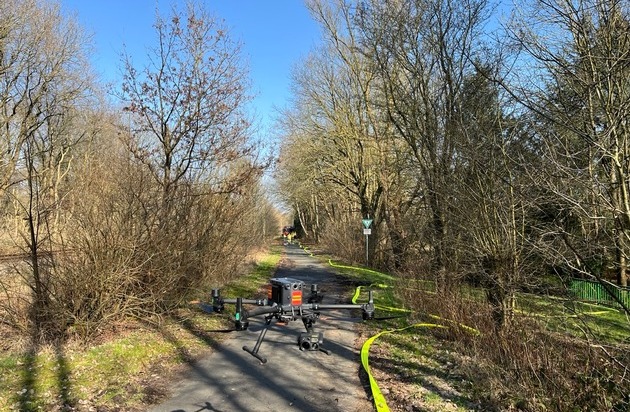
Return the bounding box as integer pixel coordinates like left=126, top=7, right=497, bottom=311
left=0, top=314, right=234, bottom=411
left=514, top=293, right=629, bottom=344
left=364, top=269, right=629, bottom=346
left=369, top=330, right=476, bottom=411
left=4, top=244, right=625, bottom=411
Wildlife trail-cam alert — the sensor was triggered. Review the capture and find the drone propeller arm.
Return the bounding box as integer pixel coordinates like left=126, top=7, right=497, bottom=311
left=307, top=290, right=375, bottom=319
left=223, top=298, right=268, bottom=306
left=243, top=305, right=281, bottom=319
left=311, top=303, right=362, bottom=310
left=210, top=289, right=267, bottom=313
left=308, top=303, right=375, bottom=320
left=206, top=280, right=381, bottom=363
left=233, top=304, right=280, bottom=333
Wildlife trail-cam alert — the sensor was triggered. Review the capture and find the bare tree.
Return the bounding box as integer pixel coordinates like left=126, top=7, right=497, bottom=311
left=506, top=0, right=630, bottom=293
left=115, top=1, right=266, bottom=309
left=0, top=0, right=95, bottom=340
left=277, top=0, right=400, bottom=265
left=119, top=1, right=255, bottom=203
left=452, top=66, right=532, bottom=329
left=355, top=0, right=493, bottom=289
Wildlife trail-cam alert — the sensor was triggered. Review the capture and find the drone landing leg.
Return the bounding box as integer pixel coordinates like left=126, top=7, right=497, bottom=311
left=315, top=340, right=331, bottom=355
left=243, top=315, right=276, bottom=364
left=243, top=325, right=269, bottom=364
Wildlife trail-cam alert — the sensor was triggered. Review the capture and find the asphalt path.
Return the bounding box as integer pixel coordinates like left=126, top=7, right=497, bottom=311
left=148, top=243, right=373, bottom=412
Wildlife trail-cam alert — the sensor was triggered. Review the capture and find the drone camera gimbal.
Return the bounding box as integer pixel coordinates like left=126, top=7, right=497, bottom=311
left=208, top=277, right=375, bottom=363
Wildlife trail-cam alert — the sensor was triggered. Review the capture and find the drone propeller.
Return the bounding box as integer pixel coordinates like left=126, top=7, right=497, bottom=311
left=196, top=302, right=218, bottom=314
left=371, top=314, right=409, bottom=321
left=206, top=328, right=238, bottom=333
left=296, top=311, right=367, bottom=323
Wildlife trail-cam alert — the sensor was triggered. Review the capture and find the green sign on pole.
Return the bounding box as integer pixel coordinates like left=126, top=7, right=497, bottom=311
left=362, top=218, right=372, bottom=267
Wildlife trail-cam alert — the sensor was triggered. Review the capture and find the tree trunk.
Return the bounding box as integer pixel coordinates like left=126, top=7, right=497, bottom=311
left=427, top=189, right=448, bottom=292
left=615, top=229, right=628, bottom=287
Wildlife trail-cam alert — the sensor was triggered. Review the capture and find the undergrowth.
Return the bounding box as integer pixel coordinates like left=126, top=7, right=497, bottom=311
left=0, top=245, right=283, bottom=411
left=311, top=245, right=630, bottom=411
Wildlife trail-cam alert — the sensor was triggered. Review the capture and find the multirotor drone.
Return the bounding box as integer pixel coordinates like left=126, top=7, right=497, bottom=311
left=201, top=277, right=375, bottom=364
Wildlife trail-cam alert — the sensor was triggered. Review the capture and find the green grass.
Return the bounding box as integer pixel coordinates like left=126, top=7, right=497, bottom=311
left=350, top=264, right=630, bottom=346
left=321, top=250, right=629, bottom=345
left=0, top=245, right=284, bottom=411
left=515, top=294, right=629, bottom=344
left=367, top=329, right=475, bottom=411
left=0, top=317, right=232, bottom=411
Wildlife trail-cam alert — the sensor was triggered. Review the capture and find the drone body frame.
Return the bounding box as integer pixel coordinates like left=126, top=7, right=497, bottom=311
left=208, top=277, right=375, bottom=363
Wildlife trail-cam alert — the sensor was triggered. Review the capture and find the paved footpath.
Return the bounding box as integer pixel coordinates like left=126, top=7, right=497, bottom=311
left=148, top=243, right=374, bottom=412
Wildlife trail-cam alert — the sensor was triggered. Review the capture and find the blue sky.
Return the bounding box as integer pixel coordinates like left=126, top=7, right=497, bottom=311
left=59, top=0, right=321, bottom=134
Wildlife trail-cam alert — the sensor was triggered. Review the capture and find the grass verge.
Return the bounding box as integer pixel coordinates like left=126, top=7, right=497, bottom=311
left=0, top=245, right=283, bottom=411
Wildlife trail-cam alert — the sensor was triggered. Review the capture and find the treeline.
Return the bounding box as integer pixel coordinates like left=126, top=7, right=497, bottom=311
left=0, top=0, right=279, bottom=343
left=279, top=0, right=630, bottom=324
left=276, top=0, right=629, bottom=409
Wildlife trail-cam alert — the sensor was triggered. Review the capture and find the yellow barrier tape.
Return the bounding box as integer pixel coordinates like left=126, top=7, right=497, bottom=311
left=321, top=256, right=619, bottom=411
left=360, top=323, right=448, bottom=412
left=351, top=285, right=413, bottom=314
left=513, top=309, right=612, bottom=318
left=300, top=243, right=314, bottom=257
left=328, top=259, right=395, bottom=281
left=360, top=331, right=390, bottom=412
left=352, top=283, right=478, bottom=334
left=327, top=259, right=480, bottom=411
left=375, top=304, right=412, bottom=313
left=352, top=285, right=411, bottom=313
left=427, top=314, right=481, bottom=336
left=352, top=285, right=363, bottom=304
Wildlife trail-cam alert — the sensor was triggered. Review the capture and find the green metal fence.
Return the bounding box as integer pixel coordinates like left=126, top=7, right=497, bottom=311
left=570, top=279, right=630, bottom=309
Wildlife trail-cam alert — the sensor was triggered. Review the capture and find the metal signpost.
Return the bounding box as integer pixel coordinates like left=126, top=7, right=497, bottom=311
left=362, top=217, right=373, bottom=266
